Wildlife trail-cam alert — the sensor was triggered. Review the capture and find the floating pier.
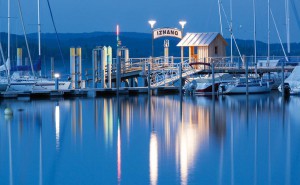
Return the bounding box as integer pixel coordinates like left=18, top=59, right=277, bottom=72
left=1, top=30, right=298, bottom=99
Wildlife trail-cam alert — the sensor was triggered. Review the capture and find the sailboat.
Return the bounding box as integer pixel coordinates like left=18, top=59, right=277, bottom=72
left=278, top=66, right=300, bottom=95
left=217, top=0, right=275, bottom=95
left=0, top=0, right=70, bottom=92
left=218, top=76, right=273, bottom=94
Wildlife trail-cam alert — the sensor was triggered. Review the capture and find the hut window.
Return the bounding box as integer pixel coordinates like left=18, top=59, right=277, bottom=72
left=214, top=46, right=218, bottom=55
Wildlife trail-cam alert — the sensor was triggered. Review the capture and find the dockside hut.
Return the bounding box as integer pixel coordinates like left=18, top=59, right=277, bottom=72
left=177, top=32, right=227, bottom=65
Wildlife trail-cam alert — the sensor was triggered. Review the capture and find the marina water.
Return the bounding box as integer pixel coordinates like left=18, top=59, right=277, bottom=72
left=0, top=93, right=299, bottom=185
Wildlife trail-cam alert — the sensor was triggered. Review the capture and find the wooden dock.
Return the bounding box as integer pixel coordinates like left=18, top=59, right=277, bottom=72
left=0, top=87, right=181, bottom=99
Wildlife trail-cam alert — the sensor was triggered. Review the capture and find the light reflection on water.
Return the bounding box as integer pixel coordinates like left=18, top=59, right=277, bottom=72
left=0, top=93, right=299, bottom=185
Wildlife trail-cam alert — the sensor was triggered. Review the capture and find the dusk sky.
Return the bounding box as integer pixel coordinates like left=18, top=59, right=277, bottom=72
left=0, top=0, right=299, bottom=42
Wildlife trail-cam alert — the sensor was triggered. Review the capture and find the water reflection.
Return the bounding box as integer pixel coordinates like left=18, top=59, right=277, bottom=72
left=103, top=98, right=113, bottom=147
left=150, top=132, right=158, bottom=185
left=0, top=93, right=299, bottom=185
left=6, top=115, right=13, bottom=185
left=55, top=103, right=60, bottom=150
left=71, top=99, right=83, bottom=143
left=117, top=123, right=121, bottom=184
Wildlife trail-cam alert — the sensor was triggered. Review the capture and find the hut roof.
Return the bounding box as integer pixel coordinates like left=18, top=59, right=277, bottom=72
left=177, top=32, right=227, bottom=47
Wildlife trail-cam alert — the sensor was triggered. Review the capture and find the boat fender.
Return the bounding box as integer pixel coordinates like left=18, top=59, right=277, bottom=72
left=4, top=108, right=13, bottom=116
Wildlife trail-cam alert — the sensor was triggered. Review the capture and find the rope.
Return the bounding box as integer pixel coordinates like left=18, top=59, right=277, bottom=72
left=46, top=0, right=66, bottom=73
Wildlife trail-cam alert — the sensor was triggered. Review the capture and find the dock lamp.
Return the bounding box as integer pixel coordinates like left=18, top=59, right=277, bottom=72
left=148, top=20, right=156, bottom=60
left=179, top=21, right=187, bottom=63
left=54, top=73, right=60, bottom=90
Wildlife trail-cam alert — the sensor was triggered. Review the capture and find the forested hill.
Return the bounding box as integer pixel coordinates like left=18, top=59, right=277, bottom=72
left=0, top=32, right=299, bottom=61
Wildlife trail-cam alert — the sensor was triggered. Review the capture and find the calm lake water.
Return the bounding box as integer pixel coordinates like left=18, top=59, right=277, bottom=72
left=0, top=93, right=299, bottom=185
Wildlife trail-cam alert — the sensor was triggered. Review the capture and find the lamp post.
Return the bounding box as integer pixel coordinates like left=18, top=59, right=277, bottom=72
left=179, top=21, right=186, bottom=63
left=54, top=73, right=60, bottom=90
left=148, top=20, right=156, bottom=60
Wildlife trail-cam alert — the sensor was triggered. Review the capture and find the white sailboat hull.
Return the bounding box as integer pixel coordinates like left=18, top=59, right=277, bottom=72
left=223, top=84, right=272, bottom=94
left=7, top=80, right=71, bottom=92
left=0, top=77, right=71, bottom=92
left=278, top=66, right=300, bottom=95
left=220, top=78, right=273, bottom=94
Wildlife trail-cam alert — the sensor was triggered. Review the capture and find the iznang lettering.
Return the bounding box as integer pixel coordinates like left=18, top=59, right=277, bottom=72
left=153, top=28, right=182, bottom=39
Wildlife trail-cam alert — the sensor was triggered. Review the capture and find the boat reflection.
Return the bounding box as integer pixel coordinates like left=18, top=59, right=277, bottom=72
left=0, top=93, right=298, bottom=185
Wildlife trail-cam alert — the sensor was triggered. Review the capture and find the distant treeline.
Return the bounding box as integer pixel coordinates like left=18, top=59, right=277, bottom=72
left=0, top=32, right=299, bottom=62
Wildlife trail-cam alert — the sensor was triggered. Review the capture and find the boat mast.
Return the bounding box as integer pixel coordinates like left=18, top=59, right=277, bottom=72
left=267, top=0, right=270, bottom=65
left=253, top=0, right=257, bottom=74
left=230, top=0, right=233, bottom=63
left=7, top=0, right=11, bottom=79
left=218, top=0, right=223, bottom=35
left=38, top=0, right=41, bottom=76
left=285, top=0, right=290, bottom=53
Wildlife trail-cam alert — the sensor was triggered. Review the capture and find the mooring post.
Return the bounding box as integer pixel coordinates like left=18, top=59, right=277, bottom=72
left=101, top=47, right=107, bottom=88
left=107, top=46, right=112, bottom=88
left=212, top=62, right=215, bottom=97
left=92, top=50, right=96, bottom=89
left=281, top=59, right=285, bottom=97
left=148, top=63, right=151, bottom=95
left=245, top=56, right=249, bottom=95
left=179, top=63, right=183, bottom=96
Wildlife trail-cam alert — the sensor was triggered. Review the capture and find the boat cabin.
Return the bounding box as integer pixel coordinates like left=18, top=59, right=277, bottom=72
left=177, top=32, right=227, bottom=65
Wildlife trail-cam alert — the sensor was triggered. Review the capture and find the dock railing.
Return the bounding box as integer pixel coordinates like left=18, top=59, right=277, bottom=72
left=84, top=55, right=300, bottom=88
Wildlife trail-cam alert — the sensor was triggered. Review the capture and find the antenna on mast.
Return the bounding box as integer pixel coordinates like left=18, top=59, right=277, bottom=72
left=117, top=25, right=121, bottom=47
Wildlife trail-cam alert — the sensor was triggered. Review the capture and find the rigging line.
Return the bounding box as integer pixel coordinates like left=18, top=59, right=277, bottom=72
left=17, top=0, right=35, bottom=77
left=0, top=43, right=5, bottom=63
left=220, top=2, right=244, bottom=63
left=270, top=9, right=289, bottom=62
left=46, top=0, right=66, bottom=73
